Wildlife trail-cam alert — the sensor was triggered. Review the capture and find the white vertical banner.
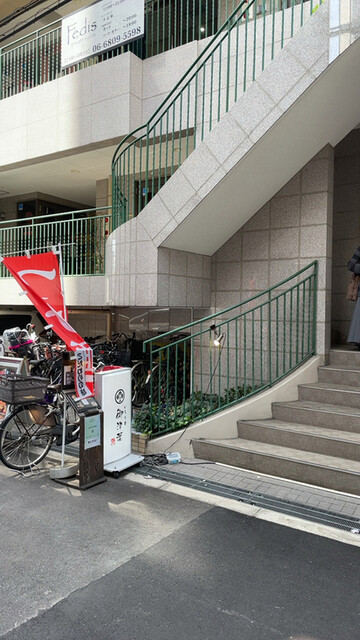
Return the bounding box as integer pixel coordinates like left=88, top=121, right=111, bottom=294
left=61, top=0, right=144, bottom=68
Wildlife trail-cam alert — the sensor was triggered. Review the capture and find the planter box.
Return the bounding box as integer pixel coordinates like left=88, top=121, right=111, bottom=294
left=131, top=431, right=149, bottom=454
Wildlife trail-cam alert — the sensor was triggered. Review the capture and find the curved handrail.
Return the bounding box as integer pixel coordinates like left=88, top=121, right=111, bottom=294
left=112, top=0, right=322, bottom=227
left=111, top=0, right=254, bottom=226
left=136, top=261, right=318, bottom=436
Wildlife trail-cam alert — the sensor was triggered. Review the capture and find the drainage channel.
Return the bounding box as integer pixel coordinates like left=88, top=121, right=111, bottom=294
left=136, top=464, right=360, bottom=533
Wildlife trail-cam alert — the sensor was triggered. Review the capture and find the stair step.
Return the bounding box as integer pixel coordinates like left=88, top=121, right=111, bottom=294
left=329, top=348, right=360, bottom=366
left=272, top=400, right=360, bottom=432
left=318, top=364, right=360, bottom=386
left=192, top=438, right=360, bottom=495
left=237, top=419, right=360, bottom=460
left=299, top=382, right=360, bottom=408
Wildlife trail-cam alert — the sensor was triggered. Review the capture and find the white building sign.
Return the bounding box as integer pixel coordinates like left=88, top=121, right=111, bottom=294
left=61, top=0, right=144, bottom=68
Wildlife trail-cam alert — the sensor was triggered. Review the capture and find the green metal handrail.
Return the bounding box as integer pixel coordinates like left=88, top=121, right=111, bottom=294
left=139, top=261, right=318, bottom=436
left=0, top=1, right=245, bottom=100
left=112, top=0, right=324, bottom=227
left=0, top=207, right=111, bottom=277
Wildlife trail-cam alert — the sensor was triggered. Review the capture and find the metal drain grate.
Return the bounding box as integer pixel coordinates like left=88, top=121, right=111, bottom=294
left=136, top=464, right=360, bottom=533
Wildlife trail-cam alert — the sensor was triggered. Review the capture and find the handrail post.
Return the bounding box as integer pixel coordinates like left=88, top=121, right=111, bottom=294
left=312, top=260, right=318, bottom=354
left=268, top=288, right=272, bottom=386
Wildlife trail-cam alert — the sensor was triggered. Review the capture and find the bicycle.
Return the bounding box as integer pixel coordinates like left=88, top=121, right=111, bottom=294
left=0, top=376, right=80, bottom=472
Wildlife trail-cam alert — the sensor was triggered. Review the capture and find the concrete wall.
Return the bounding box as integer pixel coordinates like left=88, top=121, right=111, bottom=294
left=212, top=145, right=334, bottom=356
left=0, top=42, right=199, bottom=169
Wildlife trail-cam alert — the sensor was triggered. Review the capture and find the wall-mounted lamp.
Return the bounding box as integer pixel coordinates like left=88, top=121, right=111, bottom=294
left=210, top=324, right=225, bottom=347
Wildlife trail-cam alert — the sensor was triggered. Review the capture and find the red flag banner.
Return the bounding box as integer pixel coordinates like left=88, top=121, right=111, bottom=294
left=1, top=252, right=94, bottom=399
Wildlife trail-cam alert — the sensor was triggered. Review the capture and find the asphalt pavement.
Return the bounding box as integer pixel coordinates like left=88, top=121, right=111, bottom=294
left=1, top=452, right=360, bottom=640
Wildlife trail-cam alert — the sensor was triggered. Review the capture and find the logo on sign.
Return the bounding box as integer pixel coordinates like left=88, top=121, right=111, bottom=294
left=115, top=389, right=125, bottom=404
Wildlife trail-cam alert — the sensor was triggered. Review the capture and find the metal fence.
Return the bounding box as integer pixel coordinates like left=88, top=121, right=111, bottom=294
left=0, top=207, right=111, bottom=276
left=0, top=0, right=249, bottom=100
left=140, top=261, right=318, bottom=436
left=112, top=0, right=324, bottom=227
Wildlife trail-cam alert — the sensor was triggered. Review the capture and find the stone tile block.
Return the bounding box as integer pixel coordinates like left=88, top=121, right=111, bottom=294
left=301, top=158, right=332, bottom=194
left=214, top=231, right=241, bottom=263
left=242, top=230, right=270, bottom=261
left=222, top=137, right=253, bottom=173
left=158, top=169, right=196, bottom=218
left=216, top=261, right=241, bottom=292
left=158, top=248, right=170, bottom=274
left=271, top=195, right=301, bottom=228
left=287, top=11, right=328, bottom=71
left=135, top=273, right=157, bottom=306
left=136, top=241, right=157, bottom=274
left=198, top=166, right=227, bottom=200
left=241, top=261, right=269, bottom=292
left=257, top=49, right=307, bottom=105
left=169, top=275, right=187, bottom=305
left=57, top=106, right=92, bottom=150
left=154, top=219, right=178, bottom=247
left=57, top=68, right=92, bottom=114
left=301, top=192, right=331, bottom=226
left=28, top=117, right=58, bottom=156
left=174, top=193, right=202, bottom=225
left=169, top=249, right=187, bottom=276
left=187, top=253, right=203, bottom=278
left=186, top=278, right=205, bottom=307
left=181, top=143, right=221, bottom=193
left=138, top=196, right=173, bottom=241
left=0, top=92, right=27, bottom=133
left=201, top=278, right=211, bottom=307
left=157, top=274, right=170, bottom=306
left=269, top=260, right=299, bottom=288
left=205, top=113, right=247, bottom=164
left=270, top=227, right=300, bottom=259
left=300, top=225, right=328, bottom=258
left=250, top=106, right=283, bottom=144
left=231, top=82, right=276, bottom=136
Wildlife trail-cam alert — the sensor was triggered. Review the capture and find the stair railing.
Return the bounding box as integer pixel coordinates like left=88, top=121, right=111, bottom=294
left=112, top=0, right=324, bottom=228
left=137, top=261, right=318, bottom=437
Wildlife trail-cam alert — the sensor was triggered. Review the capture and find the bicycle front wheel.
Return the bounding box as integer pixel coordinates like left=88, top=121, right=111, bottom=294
left=131, top=361, right=149, bottom=407
left=0, top=404, right=54, bottom=471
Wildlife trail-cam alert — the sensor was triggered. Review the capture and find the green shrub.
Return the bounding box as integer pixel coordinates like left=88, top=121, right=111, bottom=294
left=133, top=384, right=258, bottom=436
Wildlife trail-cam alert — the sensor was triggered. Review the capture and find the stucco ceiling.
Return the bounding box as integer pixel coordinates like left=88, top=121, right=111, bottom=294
left=0, top=144, right=117, bottom=207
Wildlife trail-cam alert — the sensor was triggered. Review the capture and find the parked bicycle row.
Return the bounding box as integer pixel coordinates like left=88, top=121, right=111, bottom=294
left=0, top=323, right=188, bottom=410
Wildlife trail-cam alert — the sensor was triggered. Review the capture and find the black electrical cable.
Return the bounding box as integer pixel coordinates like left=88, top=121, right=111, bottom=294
left=0, top=0, right=74, bottom=44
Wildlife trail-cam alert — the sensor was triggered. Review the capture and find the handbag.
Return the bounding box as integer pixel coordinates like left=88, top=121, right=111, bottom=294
left=346, top=273, right=360, bottom=301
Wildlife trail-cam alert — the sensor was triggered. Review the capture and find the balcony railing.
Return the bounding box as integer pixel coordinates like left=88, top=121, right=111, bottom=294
left=0, top=0, right=248, bottom=100
left=112, top=0, right=324, bottom=227
left=0, top=207, right=111, bottom=277
left=137, top=261, right=318, bottom=437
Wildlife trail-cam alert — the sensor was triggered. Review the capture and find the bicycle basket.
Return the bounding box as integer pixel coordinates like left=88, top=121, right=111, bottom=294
left=0, top=375, right=49, bottom=404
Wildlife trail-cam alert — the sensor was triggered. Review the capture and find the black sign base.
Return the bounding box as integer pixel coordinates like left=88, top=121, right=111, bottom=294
left=52, top=411, right=106, bottom=491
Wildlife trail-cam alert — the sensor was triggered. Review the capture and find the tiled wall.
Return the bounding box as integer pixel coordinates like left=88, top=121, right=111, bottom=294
left=211, top=145, right=334, bottom=356
left=332, top=128, right=360, bottom=344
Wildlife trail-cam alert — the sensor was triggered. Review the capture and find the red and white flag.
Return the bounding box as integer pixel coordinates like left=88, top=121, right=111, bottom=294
left=1, top=251, right=94, bottom=399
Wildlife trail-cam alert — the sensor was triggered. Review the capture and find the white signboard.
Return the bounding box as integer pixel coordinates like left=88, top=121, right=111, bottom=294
left=61, top=0, right=144, bottom=68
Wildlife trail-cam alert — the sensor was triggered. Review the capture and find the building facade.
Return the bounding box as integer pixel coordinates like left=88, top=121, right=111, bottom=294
left=0, top=0, right=359, bottom=388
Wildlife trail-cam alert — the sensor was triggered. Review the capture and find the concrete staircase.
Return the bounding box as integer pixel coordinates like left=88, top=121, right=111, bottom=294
left=192, top=349, right=360, bottom=495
